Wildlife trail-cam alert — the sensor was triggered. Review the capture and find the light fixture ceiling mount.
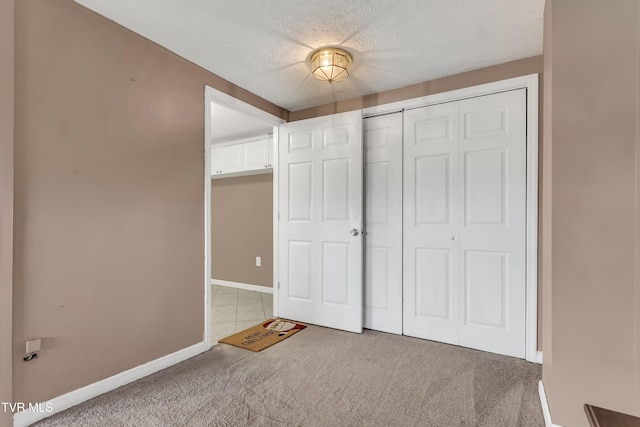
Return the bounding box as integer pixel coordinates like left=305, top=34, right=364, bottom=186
left=310, top=47, right=353, bottom=83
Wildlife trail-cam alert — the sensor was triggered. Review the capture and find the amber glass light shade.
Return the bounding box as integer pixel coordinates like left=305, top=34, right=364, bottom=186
left=310, top=48, right=353, bottom=83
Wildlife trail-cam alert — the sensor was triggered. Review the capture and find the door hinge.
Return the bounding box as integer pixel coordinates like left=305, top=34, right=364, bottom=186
left=278, top=282, right=281, bottom=289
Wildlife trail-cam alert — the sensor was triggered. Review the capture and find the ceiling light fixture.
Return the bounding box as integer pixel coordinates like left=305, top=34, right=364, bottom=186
left=310, top=47, right=353, bottom=83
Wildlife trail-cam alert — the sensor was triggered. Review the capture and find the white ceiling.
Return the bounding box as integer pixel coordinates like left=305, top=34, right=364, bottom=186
left=209, top=103, right=273, bottom=144
left=74, top=0, right=544, bottom=113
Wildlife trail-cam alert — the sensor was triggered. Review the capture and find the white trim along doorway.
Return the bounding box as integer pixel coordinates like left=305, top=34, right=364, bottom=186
left=205, top=74, right=540, bottom=362
left=203, top=86, right=285, bottom=349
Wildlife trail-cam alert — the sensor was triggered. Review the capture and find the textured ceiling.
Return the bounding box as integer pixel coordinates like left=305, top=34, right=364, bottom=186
left=75, top=0, right=544, bottom=112
left=210, top=103, right=273, bottom=143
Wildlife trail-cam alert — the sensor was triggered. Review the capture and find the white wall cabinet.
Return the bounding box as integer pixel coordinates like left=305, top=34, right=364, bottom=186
left=211, top=135, right=272, bottom=178
left=215, top=144, right=243, bottom=174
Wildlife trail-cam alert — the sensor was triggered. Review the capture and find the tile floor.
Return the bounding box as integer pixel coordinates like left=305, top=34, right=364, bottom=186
left=210, top=284, right=274, bottom=343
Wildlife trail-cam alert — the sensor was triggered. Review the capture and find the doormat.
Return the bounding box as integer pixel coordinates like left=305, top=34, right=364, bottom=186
left=218, top=318, right=307, bottom=352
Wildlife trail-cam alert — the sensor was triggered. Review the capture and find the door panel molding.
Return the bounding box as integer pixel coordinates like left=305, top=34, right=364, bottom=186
left=403, top=101, right=460, bottom=344
left=404, top=89, right=527, bottom=358
left=278, top=110, right=364, bottom=333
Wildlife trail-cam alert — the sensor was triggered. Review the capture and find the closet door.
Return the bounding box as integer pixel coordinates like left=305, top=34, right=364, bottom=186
left=278, top=111, right=364, bottom=333
left=457, top=89, right=526, bottom=358
left=403, top=101, right=460, bottom=344
left=403, top=90, right=527, bottom=358
left=363, top=113, right=403, bottom=334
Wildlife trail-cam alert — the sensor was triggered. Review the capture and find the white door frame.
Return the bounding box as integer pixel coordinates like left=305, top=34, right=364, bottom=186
left=203, top=86, right=285, bottom=348
left=363, top=74, right=540, bottom=363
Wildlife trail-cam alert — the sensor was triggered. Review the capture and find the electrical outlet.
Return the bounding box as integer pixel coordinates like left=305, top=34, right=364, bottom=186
left=256, top=256, right=261, bottom=267
left=26, top=338, right=41, bottom=354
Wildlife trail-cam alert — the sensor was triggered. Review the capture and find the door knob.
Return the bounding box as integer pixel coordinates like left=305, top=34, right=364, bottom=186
left=449, top=236, right=455, bottom=241
left=350, top=229, right=360, bottom=237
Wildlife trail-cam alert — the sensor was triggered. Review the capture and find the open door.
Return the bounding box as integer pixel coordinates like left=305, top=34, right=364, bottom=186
left=278, top=111, right=363, bottom=333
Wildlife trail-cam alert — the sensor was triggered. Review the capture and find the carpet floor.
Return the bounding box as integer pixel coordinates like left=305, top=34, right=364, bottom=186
left=34, top=326, right=544, bottom=427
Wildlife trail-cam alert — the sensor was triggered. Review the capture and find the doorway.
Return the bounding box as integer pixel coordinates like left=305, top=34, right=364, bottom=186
left=203, top=86, right=285, bottom=348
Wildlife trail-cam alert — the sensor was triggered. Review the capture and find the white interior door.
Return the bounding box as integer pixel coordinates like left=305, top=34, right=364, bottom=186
left=403, top=89, right=527, bottom=358
left=457, top=90, right=526, bottom=357
left=403, top=101, right=460, bottom=344
left=278, top=111, right=363, bottom=333
left=363, top=113, right=403, bottom=334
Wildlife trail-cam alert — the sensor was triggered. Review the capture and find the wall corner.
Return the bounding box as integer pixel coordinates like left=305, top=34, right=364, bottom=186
left=0, top=0, right=15, bottom=426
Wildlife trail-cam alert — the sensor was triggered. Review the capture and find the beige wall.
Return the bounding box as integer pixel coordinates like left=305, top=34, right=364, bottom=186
left=543, top=1, right=640, bottom=426
left=211, top=174, right=273, bottom=287
left=290, top=56, right=543, bottom=121
left=541, top=0, right=554, bottom=407
left=0, top=0, right=14, bottom=425
left=12, top=0, right=287, bottom=406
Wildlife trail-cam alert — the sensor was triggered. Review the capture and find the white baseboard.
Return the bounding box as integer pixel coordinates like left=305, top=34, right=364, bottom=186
left=211, top=279, right=273, bottom=294
left=539, top=380, right=563, bottom=427
left=13, top=341, right=207, bottom=427
left=537, top=351, right=543, bottom=364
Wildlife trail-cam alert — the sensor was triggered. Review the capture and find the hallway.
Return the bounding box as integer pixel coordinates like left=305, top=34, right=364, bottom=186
left=210, top=285, right=273, bottom=343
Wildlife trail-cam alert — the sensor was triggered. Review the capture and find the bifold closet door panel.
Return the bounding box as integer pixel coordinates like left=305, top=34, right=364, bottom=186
left=402, top=89, right=527, bottom=358
left=457, top=89, right=527, bottom=358
left=403, top=101, right=460, bottom=344
left=363, top=113, right=403, bottom=334
left=278, top=110, right=364, bottom=333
